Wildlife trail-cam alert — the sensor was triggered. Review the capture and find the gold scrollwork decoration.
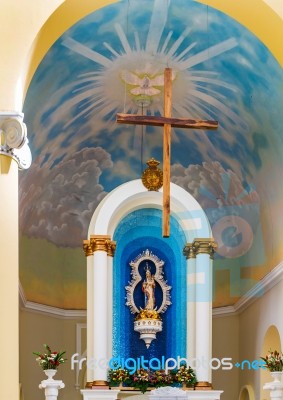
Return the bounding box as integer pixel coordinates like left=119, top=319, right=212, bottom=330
left=106, top=240, right=116, bottom=257
left=135, top=309, right=162, bottom=321
left=183, top=243, right=196, bottom=259
left=83, top=240, right=93, bottom=257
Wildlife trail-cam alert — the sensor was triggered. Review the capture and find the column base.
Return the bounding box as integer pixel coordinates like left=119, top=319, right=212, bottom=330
left=85, top=381, right=109, bottom=389
left=263, top=381, right=283, bottom=399
left=149, top=387, right=223, bottom=400
left=93, top=380, right=108, bottom=387
left=81, top=389, right=120, bottom=400
left=195, top=382, right=212, bottom=390
left=187, top=390, right=223, bottom=399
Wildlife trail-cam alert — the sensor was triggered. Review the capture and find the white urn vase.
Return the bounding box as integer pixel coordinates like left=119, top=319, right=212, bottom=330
left=270, top=371, right=283, bottom=383
left=44, top=369, right=57, bottom=380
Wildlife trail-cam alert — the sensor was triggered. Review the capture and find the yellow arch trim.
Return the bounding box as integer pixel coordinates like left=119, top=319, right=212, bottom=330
left=24, top=0, right=119, bottom=95
left=238, top=385, right=255, bottom=400
left=25, top=0, right=283, bottom=95
left=195, top=0, right=283, bottom=66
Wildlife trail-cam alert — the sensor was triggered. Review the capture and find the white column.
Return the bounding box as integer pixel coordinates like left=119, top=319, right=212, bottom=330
left=83, top=235, right=116, bottom=387
left=93, top=247, right=108, bottom=383
left=107, top=255, right=114, bottom=360
left=0, top=155, right=19, bottom=400
left=183, top=243, right=196, bottom=361
left=264, top=379, right=283, bottom=399
left=39, top=376, right=65, bottom=400
left=0, top=113, right=31, bottom=399
left=193, top=239, right=216, bottom=388
left=86, top=252, right=94, bottom=383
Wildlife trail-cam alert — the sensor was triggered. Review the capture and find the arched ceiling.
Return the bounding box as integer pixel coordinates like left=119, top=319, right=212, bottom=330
left=19, top=0, right=283, bottom=309
left=24, top=0, right=283, bottom=91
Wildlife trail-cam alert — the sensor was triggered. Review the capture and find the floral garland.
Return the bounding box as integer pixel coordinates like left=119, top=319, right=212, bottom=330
left=33, top=344, right=67, bottom=370
left=108, top=364, right=197, bottom=393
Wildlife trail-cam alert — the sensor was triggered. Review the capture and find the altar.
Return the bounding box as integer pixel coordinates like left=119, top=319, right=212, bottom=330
left=81, top=387, right=223, bottom=400
left=82, top=179, right=222, bottom=400
left=149, top=387, right=223, bottom=400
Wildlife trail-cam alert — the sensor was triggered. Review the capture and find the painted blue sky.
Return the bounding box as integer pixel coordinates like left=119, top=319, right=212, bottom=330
left=21, top=0, right=283, bottom=251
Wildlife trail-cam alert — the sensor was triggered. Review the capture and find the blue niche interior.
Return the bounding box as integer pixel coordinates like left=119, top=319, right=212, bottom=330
left=113, top=208, right=187, bottom=364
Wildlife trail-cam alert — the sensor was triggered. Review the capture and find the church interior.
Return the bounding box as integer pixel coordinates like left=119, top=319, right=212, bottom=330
left=1, top=1, right=283, bottom=400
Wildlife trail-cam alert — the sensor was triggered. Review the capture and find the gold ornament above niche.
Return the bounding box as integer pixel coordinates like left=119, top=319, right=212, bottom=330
left=142, top=158, right=163, bottom=191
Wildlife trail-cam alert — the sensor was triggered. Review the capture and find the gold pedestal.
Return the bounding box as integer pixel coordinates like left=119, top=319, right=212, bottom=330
left=195, top=381, right=212, bottom=390
left=85, top=380, right=109, bottom=389
left=93, top=380, right=109, bottom=386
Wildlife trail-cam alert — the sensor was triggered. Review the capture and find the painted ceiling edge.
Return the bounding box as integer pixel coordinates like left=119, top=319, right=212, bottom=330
left=23, top=0, right=283, bottom=99
left=23, top=0, right=119, bottom=97
left=194, top=0, right=283, bottom=67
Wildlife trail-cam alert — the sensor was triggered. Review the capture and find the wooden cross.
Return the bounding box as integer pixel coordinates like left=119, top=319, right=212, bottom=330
left=117, top=68, right=218, bottom=237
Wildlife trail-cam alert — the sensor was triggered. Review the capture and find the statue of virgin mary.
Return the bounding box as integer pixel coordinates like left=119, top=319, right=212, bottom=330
left=142, top=264, right=156, bottom=310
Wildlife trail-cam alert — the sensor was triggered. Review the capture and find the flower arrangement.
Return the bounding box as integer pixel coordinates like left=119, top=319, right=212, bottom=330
left=151, top=369, right=173, bottom=388
left=173, top=364, right=197, bottom=387
left=108, top=367, right=130, bottom=386
left=33, top=344, right=67, bottom=370
left=261, top=350, right=283, bottom=372
left=108, top=364, right=197, bottom=393
left=131, top=368, right=151, bottom=393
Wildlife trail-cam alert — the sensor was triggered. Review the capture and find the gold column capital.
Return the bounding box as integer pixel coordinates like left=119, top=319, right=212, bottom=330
left=105, top=240, right=116, bottom=257
left=192, top=238, right=217, bottom=259
left=83, top=240, right=93, bottom=257
left=183, top=243, right=196, bottom=259
left=83, top=235, right=116, bottom=257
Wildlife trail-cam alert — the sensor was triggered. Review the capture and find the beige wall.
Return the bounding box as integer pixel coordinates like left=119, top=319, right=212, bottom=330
left=212, top=315, right=240, bottom=400
left=211, top=277, right=283, bottom=400
left=20, top=305, right=241, bottom=400
left=20, top=309, right=86, bottom=400
left=238, top=279, right=283, bottom=400
left=19, top=276, right=283, bottom=400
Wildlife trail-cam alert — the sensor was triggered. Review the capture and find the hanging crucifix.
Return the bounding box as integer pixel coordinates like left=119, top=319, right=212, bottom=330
left=117, top=68, right=218, bottom=237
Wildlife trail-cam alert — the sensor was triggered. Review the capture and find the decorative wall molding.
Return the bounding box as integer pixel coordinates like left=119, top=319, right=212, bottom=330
left=212, top=306, right=236, bottom=318
left=19, top=282, right=86, bottom=319
left=213, top=260, right=283, bottom=317
left=19, top=260, right=283, bottom=319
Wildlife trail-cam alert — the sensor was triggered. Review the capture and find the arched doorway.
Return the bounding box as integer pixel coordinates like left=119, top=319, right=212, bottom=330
left=238, top=385, right=255, bottom=400
left=260, top=325, right=282, bottom=399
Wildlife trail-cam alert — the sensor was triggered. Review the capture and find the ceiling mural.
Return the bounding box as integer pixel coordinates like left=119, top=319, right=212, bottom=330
left=19, top=0, right=283, bottom=308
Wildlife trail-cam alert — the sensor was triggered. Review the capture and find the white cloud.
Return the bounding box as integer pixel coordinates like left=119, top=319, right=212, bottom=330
left=19, top=147, right=112, bottom=247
